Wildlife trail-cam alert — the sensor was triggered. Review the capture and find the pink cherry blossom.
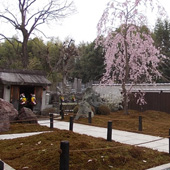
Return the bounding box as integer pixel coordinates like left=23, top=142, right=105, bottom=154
left=96, top=0, right=167, bottom=114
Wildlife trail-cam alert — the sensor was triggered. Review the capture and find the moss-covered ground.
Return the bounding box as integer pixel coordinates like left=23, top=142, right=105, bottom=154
left=63, top=110, right=170, bottom=137
left=0, top=110, right=170, bottom=170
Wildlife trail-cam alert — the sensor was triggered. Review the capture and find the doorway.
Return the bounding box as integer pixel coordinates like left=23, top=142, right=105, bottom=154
left=20, top=86, right=35, bottom=101
left=19, top=86, right=35, bottom=110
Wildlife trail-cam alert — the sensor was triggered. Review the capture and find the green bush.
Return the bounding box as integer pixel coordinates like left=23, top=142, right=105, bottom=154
left=73, top=105, right=79, bottom=113
left=91, top=106, right=96, bottom=114
left=41, top=107, right=57, bottom=116
left=107, top=102, right=122, bottom=111
left=73, top=105, right=95, bottom=114
left=97, top=105, right=111, bottom=115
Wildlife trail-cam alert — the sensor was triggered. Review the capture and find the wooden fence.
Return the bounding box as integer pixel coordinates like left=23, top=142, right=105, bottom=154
left=128, top=92, right=170, bottom=113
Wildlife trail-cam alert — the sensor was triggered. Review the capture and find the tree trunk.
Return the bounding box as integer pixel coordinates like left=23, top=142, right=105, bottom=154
left=122, top=82, right=129, bottom=114
left=22, top=36, right=29, bottom=68
left=123, top=29, right=129, bottom=115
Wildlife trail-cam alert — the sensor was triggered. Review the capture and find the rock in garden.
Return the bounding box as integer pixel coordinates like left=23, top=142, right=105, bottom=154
left=84, top=88, right=104, bottom=106
left=0, top=98, right=18, bottom=121
left=18, top=107, right=38, bottom=124
left=0, top=112, right=10, bottom=132
left=75, top=100, right=94, bottom=120
left=0, top=98, right=18, bottom=132
left=82, top=87, right=105, bottom=112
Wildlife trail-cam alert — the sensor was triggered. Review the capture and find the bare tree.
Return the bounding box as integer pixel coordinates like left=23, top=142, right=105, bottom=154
left=0, top=0, right=75, bottom=67
left=45, top=38, right=78, bottom=93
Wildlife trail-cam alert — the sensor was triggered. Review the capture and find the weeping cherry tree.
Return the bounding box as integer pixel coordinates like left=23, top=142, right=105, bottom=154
left=96, top=0, right=167, bottom=114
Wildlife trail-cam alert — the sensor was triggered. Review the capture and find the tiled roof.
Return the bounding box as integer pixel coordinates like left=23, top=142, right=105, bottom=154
left=0, top=69, right=51, bottom=86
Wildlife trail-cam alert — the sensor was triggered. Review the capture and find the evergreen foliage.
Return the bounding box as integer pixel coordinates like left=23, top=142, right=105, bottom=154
left=154, top=19, right=170, bottom=82
left=72, top=41, right=105, bottom=83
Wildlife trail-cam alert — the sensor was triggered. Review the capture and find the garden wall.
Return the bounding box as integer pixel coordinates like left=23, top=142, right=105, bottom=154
left=92, top=84, right=170, bottom=114
left=129, top=92, right=170, bottom=113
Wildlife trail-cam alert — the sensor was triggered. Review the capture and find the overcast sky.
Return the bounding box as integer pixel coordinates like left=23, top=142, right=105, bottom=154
left=39, top=0, right=110, bottom=44
left=1, top=0, right=170, bottom=44
left=41, top=0, right=170, bottom=44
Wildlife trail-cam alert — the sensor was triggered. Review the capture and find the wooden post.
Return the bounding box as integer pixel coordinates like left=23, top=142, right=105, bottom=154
left=107, top=121, right=112, bottom=141
left=50, top=113, right=53, bottom=129
left=69, top=116, right=74, bottom=131
left=138, top=116, right=142, bottom=131
left=60, top=141, right=69, bottom=170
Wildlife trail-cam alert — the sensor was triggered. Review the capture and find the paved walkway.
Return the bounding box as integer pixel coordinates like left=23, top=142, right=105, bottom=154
left=0, top=120, right=170, bottom=170
left=0, top=131, right=49, bottom=140
left=38, top=120, right=169, bottom=153
left=39, top=120, right=170, bottom=170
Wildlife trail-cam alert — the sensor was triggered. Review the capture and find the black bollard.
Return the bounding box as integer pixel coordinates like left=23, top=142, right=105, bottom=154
left=60, top=141, right=69, bottom=170
left=88, top=112, right=92, bottom=124
left=50, top=113, right=54, bottom=129
left=169, top=129, right=170, bottom=155
left=69, top=116, right=74, bottom=131
left=0, top=160, right=4, bottom=170
left=61, top=110, right=64, bottom=120
left=60, top=101, right=63, bottom=115
left=138, top=116, right=142, bottom=131
left=107, top=121, right=112, bottom=141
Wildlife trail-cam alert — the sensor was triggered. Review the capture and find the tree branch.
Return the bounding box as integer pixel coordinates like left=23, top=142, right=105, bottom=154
left=26, top=0, right=74, bottom=34
left=25, top=0, right=36, bottom=11
left=0, top=14, right=18, bottom=28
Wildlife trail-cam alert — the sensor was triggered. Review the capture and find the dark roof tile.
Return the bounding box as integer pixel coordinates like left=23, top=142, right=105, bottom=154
left=0, top=70, right=51, bottom=86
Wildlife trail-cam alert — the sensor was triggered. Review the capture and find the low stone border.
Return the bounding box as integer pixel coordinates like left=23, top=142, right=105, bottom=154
left=147, top=163, right=170, bottom=170
left=0, top=160, right=15, bottom=170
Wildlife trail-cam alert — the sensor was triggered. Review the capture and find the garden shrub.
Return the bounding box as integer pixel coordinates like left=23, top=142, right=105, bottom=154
left=41, top=107, right=57, bottom=116
left=91, top=106, right=96, bottom=114
left=97, top=105, right=111, bottom=115
left=73, top=105, right=95, bottom=114
left=107, top=102, right=123, bottom=112
left=73, top=105, right=79, bottom=113
left=100, top=92, right=123, bottom=111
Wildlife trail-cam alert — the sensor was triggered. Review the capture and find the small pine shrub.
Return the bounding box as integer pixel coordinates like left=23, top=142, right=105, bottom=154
left=41, top=107, right=57, bottom=116
left=97, top=105, right=111, bottom=115
left=91, top=106, right=96, bottom=114
left=73, top=105, right=79, bottom=113
left=73, top=105, right=95, bottom=114
left=107, top=102, right=123, bottom=111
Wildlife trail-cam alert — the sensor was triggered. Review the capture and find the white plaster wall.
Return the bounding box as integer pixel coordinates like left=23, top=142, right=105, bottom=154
left=92, top=84, right=122, bottom=100
left=45, top=92, right=50, bottom=105
left=92, top=84, right=170, bottom=98
left=41, top=90, right=46, bottom=110
left=3, top=85, right=11, bottom=102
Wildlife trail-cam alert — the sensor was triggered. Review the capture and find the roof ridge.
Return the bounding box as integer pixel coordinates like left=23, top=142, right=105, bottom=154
left=0, top=69, right=46, bottom=76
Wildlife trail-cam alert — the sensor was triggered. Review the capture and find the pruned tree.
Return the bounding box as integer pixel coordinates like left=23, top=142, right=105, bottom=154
left=0, top=0, right=75, bottom=68
left=44, top=38, right=78, bottom=92
left=96, top=0, right=167, bottom=114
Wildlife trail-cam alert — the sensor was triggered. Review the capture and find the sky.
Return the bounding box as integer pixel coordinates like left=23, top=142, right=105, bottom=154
left=39, top=0, right=170, bottom=44
left=39, top=0, right=110, bottom=44
left=0, top=0, right=170, bottom=45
